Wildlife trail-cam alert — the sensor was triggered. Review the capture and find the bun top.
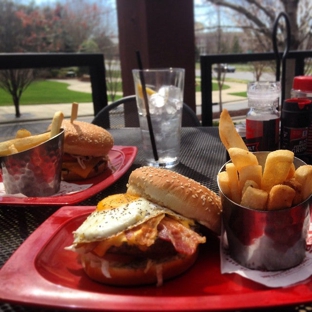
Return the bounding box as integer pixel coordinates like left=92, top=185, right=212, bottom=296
left=59, top=120, right=113, bottom=156
left=126, top=166, right=222, bottom=234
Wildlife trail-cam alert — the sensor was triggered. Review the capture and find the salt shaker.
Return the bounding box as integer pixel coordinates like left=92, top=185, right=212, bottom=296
left=245, top=81, right=280, bottom=151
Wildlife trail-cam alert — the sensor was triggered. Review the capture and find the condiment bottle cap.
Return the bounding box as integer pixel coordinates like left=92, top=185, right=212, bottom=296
left=292, top=76, right=312, bottom=92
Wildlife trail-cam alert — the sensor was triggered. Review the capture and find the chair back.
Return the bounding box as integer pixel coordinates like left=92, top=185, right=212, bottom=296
left=92, top=95, right=201, bottom=129
left=92, top=95, right=138, bottom=128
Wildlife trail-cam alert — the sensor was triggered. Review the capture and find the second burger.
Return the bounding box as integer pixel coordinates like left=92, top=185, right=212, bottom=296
left=48, top=119, right=114, bottom=181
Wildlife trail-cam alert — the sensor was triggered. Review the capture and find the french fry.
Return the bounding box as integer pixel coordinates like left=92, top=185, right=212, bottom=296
left=50, top=111, right=64, bottom=138
left=241, top=180, right=259, bottom=196
left=228, top=147, right=258, bottom=171
left=267, top=185, right=296, bottom=210
left=217, top=171, right=231, bottom=198
left=225, top=163, right=241, bottom=203
left=8, top=144, right=18, bottom=154
left=294, top=165, right=312, bottom=202
left=283, top=178, right=303, bottom=205
left=286, top=163, right=295, bottom=180
left=15, top=129, right=31, bottom=138
left=0, top=111, right=65, bottom=157
left=240, top=186, right=268, bottom=210
left=218, top=111, right=312, bottom=210
left=0, top=132, right=51, bottom=156
left=238, top=164, right=262, bottom=193
left=261, top=150, right=294, bottom=192
left=70, top=102, right=79, bottom=123
left=219, top=109, right=248, bottom=151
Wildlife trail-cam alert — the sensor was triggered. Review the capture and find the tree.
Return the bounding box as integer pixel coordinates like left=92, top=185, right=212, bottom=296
left=0, top=1, right=25, bottom=52
left=0, top=0, right=117, bottom=118
left=62, top=0, right=120, bottom=101
left=204, top=0, right=311, bottom=50
left=0, top=1, right=37, bottom=117
left=204, top=0, right=312, bottom=96
left=56, top=0, right=116, bottom=53
left=214, top=4, right=227, bottom=112
left=0, top=69, right=35, bottom=118
left=231, top=36, right=242, bottom=54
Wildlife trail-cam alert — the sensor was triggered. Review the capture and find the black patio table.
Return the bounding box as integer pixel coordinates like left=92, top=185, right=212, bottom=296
left=0, top=127, right=311, bottom=312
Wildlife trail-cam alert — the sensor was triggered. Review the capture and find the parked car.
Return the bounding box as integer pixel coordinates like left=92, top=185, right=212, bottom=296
left=213, top=64, right=236, bottom=73
left=66, top=70, right=77, bottom=78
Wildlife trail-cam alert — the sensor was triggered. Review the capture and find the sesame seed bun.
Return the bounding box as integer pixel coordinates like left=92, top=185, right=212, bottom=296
left=58, top=120, right=114, bottom=156
left=126, top=166, right=222, bottom=234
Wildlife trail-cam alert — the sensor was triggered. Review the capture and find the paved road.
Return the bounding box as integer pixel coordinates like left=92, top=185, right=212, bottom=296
left=214, top=71, right=275, bottom=81
left=196, top=69, right=276, bottom=81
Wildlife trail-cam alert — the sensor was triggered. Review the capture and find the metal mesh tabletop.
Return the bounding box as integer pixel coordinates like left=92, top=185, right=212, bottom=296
left=0, top=127, right=310, bottom=312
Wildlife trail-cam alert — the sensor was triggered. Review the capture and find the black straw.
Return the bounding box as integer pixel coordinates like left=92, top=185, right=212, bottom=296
left=136, top=51, right=158, bottom=161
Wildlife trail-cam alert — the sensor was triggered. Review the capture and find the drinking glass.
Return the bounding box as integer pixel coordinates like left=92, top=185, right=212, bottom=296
left=132, top=68, right=185, bottom=168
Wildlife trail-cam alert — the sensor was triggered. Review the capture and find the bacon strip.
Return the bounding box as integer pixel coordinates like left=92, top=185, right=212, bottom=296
left=89, top=215, right=205, bottom=258
left=157, top=217, right=206, bottom=255
left=125, top=214, right=165, bottom=248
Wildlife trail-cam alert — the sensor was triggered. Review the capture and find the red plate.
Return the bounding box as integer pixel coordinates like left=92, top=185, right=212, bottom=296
left=1, top=206, right=312, bottom=311
left=0, top=146, right=137, bottom=206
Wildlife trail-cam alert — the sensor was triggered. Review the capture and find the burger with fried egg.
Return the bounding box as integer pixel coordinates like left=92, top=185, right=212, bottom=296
left=48, top=120, right=114, bottom=181
left=66, top=166, right=222, bottom=286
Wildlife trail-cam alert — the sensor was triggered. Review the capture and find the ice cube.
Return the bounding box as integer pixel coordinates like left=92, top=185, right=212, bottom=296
left=165, top=100, right=178, bottom=114
left=158, top=86, right=169, bottom=99
left=149, top=85, right=183, bottom=115
left=150, top=92, right=165, bottom=108
left=168, top=86, right=182, bottom=101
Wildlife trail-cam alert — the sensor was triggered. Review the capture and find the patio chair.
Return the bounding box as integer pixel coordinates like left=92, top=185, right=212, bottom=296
left=91, top=95, right=201, bottom=129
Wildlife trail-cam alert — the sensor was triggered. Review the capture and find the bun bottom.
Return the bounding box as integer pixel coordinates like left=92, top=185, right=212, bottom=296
left=80, top=251, right=199, bottom=286
left=62, top=161, right=108, bottom=181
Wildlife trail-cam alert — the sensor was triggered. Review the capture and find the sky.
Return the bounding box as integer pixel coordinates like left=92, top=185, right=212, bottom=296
left=19, top=0, right=216, bottom=26
left=194, top=0, right=215, bottom=24
left=17, top=0, right=233, bottom=33
left=194, top=0, right=237, bottom=31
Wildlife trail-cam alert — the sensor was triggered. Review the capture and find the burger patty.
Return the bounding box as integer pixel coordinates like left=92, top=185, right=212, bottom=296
left=104, top=216, right=206, bottom=260
left=62, top=157, right=107, bottom=173
left=106, top=238, right=178, bottom=260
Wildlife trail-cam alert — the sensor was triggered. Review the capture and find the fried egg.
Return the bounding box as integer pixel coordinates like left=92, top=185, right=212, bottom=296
left=72, top=194, right=192, bottom=244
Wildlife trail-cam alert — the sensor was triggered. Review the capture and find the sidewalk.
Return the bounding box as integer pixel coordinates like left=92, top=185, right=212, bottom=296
left=0, top=79, right=247, bottom=124
left=0, top=102, right=94, bottom=124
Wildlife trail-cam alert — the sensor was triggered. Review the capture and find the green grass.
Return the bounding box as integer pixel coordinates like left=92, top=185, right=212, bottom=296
left=0, top=80, right=92, bottom=106
left=196, top=81, right=230, bottom=92
left=229, top=91, right=247, bottom=97
left=107, top=80, right=122, bottom=92
left=0, top=78, right=244, bottom=106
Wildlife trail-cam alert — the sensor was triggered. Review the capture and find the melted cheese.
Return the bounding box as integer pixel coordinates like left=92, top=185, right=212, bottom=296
left=63, top=157, right=101, bottom=178
left=93, top=232, right=126, bottom=256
